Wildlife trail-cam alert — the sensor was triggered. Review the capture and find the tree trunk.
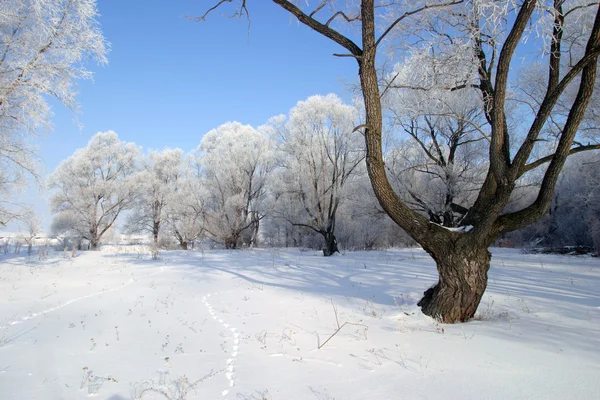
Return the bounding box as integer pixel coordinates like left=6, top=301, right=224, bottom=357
left=250, top=217, right=260, bottom=247
left=180, top=241, right=188, bottom=250
left=152, top=221, right=160, bottom=245
left=90, top=238, right=99, bottom=251
left=225, top=237, right=238, bottom=249
left=418, top=245, right=491, bottom=323
left=322, top=231, right=339, bottom=256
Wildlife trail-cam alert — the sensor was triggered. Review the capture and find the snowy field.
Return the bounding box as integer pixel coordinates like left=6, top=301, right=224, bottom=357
left=0, top=247, right=598, bottom=400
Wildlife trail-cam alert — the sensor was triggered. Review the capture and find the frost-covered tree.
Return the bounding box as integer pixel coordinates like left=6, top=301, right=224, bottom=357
left=384, top=53, right=488, bottom=227
left=0, top=0, right=107, bottom=225
left=202, top=0, right=600, bottom=322
left=125, top=148, right=185, bottom=244
left=19, top=209, right=40, bottom=255
left=514, top=152, right=600, bottom=251
left=48, top=131, right=140, bottom=250
left=552, top=155, right=600, bottom=251
left=272, top=94, right=364, bottom=256
left=50, top=210, right=85, bottom=249
left=163, top=168, right=206, bottom=250
left=198, top=122, right=273, bottom=249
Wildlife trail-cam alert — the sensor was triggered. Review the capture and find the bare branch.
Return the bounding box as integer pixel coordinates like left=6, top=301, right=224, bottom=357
left=333, top=53, right=361, bottom=58
left=519, top=144, right=600, bottom=175
left=272, top=0, right=362, bottom=57
left=511, top=48, right=600, bottom=173
left=190, top=0, right=249, bottom=22
left=376, top=1, right=464, bottom=48
left=326, top=11, right=360, bottom=27
left=309, top=1, right=328, bottom=18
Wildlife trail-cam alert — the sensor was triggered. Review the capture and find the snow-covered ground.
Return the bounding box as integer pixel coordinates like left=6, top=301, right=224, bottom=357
left=0, top=247, right=598, bottom=400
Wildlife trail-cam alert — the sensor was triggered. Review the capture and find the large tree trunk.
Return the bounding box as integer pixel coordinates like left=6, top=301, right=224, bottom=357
left=224, top=236, right=238, bottom=249
left=90, top=237, right=99, bottom=251
left=180, top=241, right=188, bottom=250
left=357, top=2, right=490, bottom=323
left=322, top=231, right=339, bottom=257
left=418, top=245, right=491, bottom=323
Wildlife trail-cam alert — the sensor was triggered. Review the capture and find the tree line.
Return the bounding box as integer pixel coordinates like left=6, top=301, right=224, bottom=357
left=47, top=91, right=600, bottom=256
left=48, top=94, right=413, bottom=254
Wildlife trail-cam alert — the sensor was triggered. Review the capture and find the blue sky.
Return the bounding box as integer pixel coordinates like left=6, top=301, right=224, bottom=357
left=22, top=0, right=360, bottom=230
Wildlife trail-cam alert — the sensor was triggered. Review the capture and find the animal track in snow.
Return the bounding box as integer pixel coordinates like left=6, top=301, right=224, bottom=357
left=202, top=292, right=240, bottom=398
left=1, top=266, right=165, bottom=330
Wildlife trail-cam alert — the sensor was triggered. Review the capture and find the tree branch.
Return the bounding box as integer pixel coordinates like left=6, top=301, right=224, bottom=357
left=520, top=144, right=600, bottom=175
left=511, top=48, right=600, bottom=174
left=272, top=0, right=362, bottom=57
left=375, top=1, right=464, bottom=48
left=489, top=0, right=537, bottom=179
left=191, top=0, right=249, bottom=21
left=326, top=11, right=360, bottom=27
left=494, top=5, right=600, bottom=235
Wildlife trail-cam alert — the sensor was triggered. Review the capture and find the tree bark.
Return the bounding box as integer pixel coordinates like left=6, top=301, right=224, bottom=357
left=250, top=215, right=260, bottom=247
left=418, top=245, right=491, bottom=322
left=322, top=231, right=339, bottom=256
left=225, top=236, right=238, bottom=249
left=180, top=241, right=188, bottom=251
left=152, top=220, right=160, bottom=245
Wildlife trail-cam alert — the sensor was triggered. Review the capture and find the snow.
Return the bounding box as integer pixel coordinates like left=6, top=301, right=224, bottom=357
left=0, top=247, right=599, bottom=399
left=434, top=224, right=474, bottom=232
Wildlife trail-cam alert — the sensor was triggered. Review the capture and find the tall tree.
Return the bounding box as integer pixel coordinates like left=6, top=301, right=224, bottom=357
left=48, top=131, right=140, bottom=250
left=271, top=94, right=365, bottom=256
left=198, top=122, right=273, bottom=249
left=125, top=148, right=185, bottom=244
left=202, top=0, right=600, bottom=322
left=163, top=166, right=206, bottom=251
left=0, top=0, right=107, bottom=225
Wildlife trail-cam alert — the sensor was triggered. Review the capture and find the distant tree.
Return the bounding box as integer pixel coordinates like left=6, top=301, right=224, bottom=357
left=48, top=131, right=140, bottom=250
left=202, top=1, right=600, bottom=322
left=50, top=210, right=85, bottom=249
left=0, top=0, right=107, bottom=226
left=335, top=173, right=416, bottom=250
left=384, top=53, right=488, bottom=227
left=125, top=148, right=185, bottom=245
left=516, top=153, right=600, bottom=251
left=198, top=122, right=274, bottom=249
left=20, top=209, right=41, bottom=255
left=163, top=171, right=206, bottom=250
left=271, top=94, right=364, bottom=256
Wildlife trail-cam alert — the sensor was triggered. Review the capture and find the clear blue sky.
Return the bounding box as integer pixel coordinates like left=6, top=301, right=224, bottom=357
left=23, top=0, right=360, bottom=230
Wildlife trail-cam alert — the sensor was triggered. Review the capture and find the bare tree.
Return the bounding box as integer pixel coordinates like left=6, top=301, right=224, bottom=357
left=200, top=0, right=600, bottom=322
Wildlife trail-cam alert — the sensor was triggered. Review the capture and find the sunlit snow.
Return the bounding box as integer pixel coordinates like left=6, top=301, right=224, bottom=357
left=0, top=247, right=598, bottom=399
